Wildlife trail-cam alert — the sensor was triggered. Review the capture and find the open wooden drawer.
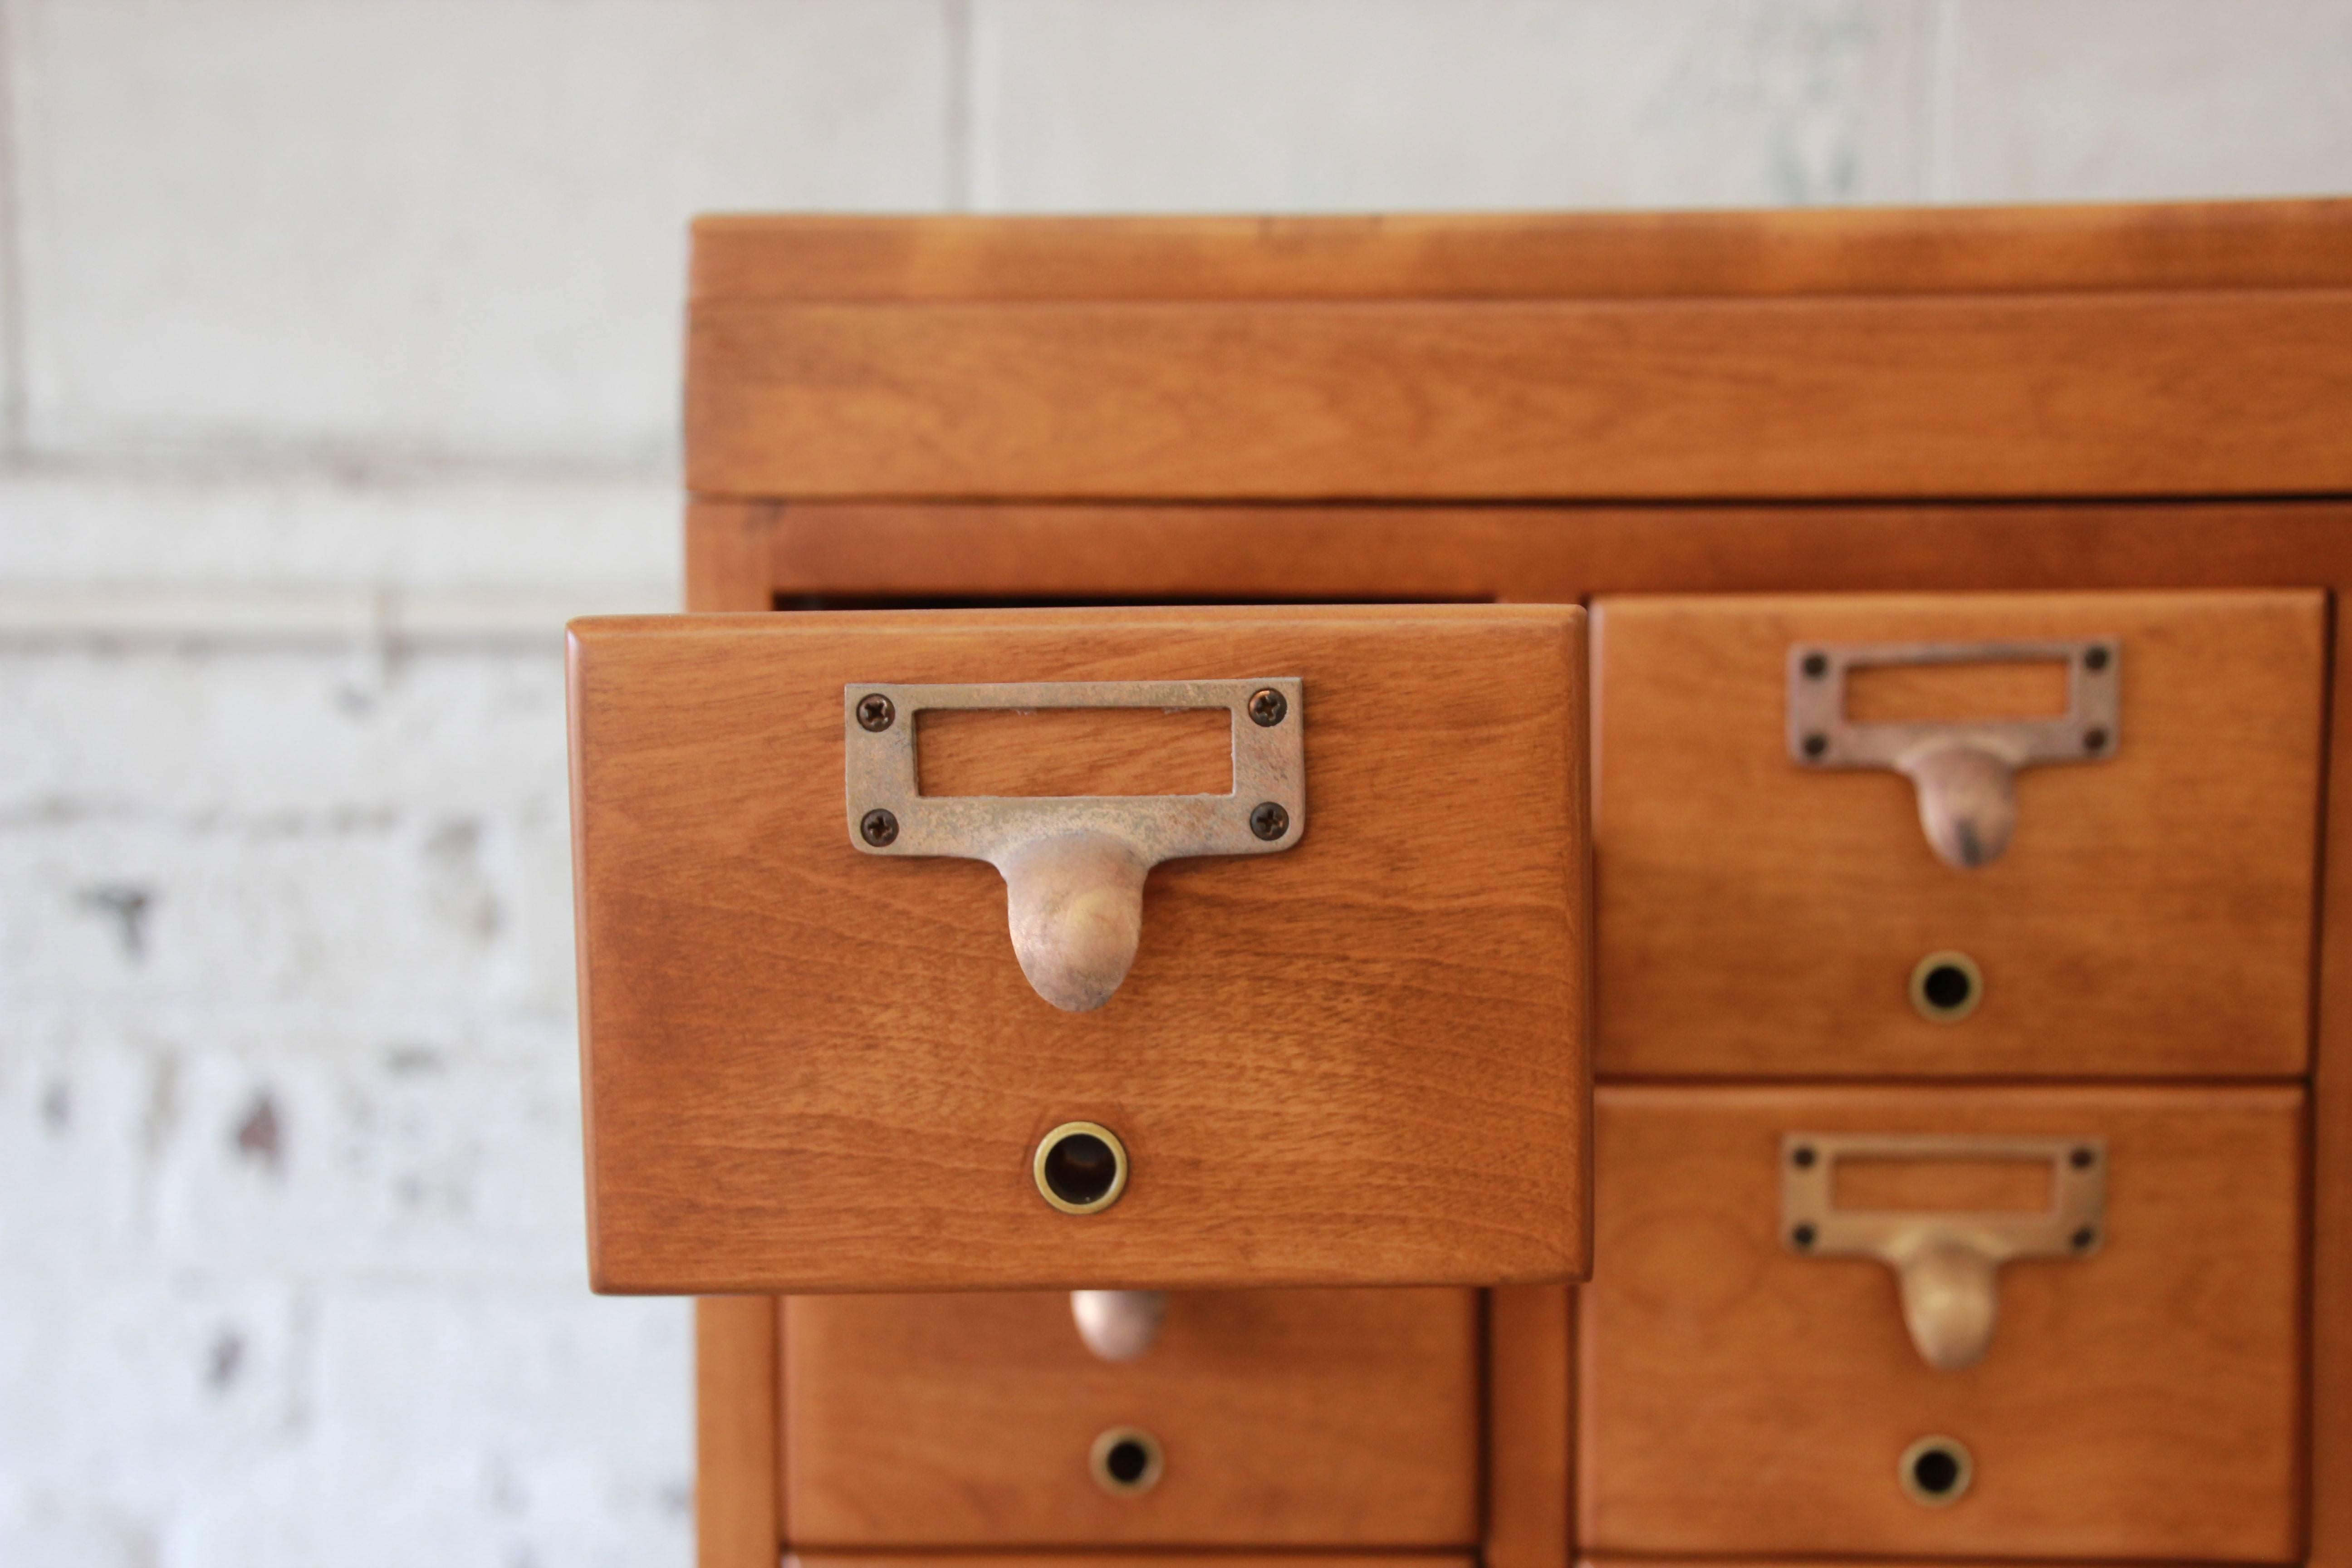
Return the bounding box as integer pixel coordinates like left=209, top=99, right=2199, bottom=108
left=568, top=604, right=1592, bottom=1294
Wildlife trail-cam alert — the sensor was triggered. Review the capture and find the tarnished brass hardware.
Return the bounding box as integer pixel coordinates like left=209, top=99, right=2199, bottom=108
left=1909, top=950, right=1984, bottom=1023
left=846, top=678, right=1305, bottom=1010
left=1787, top=638, right=2120, bottom=868
left=1782, top=1131, right=2106, bottom=1371
left=1071, top=1289, right=1167, bottom=1361
left=1089, top=1425, right=1165, bottom=1496
left=1034, top=1121, right=1129, bottom=1215
left=1898, top=1434, right=1974, bottom=1506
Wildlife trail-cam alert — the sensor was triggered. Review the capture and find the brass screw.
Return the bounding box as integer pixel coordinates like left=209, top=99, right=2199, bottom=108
left=1249, top=802, right=1289, bottom=841
left=1247, top=688, right=1288, bottom=727
left=860, top=808, right=898, bottom=847
left=856, top=694, right=895, bottom=732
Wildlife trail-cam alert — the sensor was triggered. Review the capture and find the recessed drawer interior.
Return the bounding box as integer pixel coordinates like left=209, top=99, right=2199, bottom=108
left=1593, top=589, right=2325, bottom=1077
left=782, top=1288, right=1481, bottom=1547
left=1578, top=1083, right=2304, bottom=1561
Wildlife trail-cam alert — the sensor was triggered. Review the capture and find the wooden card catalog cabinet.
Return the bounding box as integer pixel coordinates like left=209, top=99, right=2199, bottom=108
left=569, top=605, right=1592, bottom=1294
left=605, top=199, right=2352, bottom=1568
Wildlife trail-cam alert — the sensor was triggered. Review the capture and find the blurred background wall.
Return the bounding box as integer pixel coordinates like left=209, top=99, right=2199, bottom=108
left=0, top=2, right=2347, bottom=1564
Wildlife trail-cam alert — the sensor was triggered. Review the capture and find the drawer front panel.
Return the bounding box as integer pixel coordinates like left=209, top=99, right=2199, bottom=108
left=569, top=604, right=1590, bottom=1293
left=1578, top=1084, right=2304, bottom=1560
left=1594, top=590, right=2323, bottom=1077
left=783, top=1288, right=1480, bottom=1546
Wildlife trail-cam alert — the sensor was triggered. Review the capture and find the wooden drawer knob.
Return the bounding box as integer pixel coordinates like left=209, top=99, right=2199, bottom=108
left=1070, top=1289, right=1167, bottom=1362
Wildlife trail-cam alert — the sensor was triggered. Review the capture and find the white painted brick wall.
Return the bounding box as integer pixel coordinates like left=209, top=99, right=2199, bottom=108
left=13, top=0, right=953, bottom=466
left=972, top=0, right=1934, bottom=210
left=1, top=2, right=2346, bottom=1563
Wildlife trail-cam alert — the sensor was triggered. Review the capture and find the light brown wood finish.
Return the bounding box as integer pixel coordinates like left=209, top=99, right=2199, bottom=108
left=695, top=1296, right=779, bottom=1568
left=1579, top=1084, right=2306, bottom=1561
left=1594, top=591, right=2325, bottom=1078
left=748, top=497, right=2352, bottom=604
left=790, top=1556, right=1473, bottom=1568
left=685, top=489, right=785, bottom=1568
left=573, top=605, right=1590, bottom=1293
left=781, top=1288, right=1477, bottom=1545
left=674, top=203, right=2352, bottom=1568
left=1580, top=1560, right=2120, bottom=1568
left=693, top=200, right=2352, bottom=303
left=917, top=706, right=1233, bottom=797
left=2316, top=595, right=2351, bottom=1568
left=687, top=292, right=2352, bottom=500
left=1488, top=1284, right=1572, bottom=1568
left=685, top=501, right=775, bottom=612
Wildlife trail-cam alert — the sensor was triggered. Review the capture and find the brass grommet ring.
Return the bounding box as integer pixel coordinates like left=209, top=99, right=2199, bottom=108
left=1909, top=950, right=1984, bottom=1024
left=1089, top=1425, right=1164, bottom=1496
left=1033, top=1121, right=1129, bottom=1215
left=1898, top=1434, right=1974, bottom=1507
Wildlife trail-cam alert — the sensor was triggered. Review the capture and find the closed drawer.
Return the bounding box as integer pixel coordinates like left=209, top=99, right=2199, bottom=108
left=782, top=1288, right=1480, bottom=1547
left=568, top=604, right=1590, bottom=1294
left=1593, top=590, right=2323, bottom=1077
left=1578, top=1084, right=2303, bottom=1561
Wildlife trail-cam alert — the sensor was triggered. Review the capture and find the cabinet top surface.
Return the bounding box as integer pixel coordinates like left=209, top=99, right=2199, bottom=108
left=691, top=197, right=2352, bottom=303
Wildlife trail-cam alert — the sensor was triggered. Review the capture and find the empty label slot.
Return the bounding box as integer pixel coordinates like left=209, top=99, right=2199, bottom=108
left=1844, top=659, right=2070, bottom=723
left=917, top=707, right=1234, bottom=797
left=1834, top=1156, right=2055, bottom=1213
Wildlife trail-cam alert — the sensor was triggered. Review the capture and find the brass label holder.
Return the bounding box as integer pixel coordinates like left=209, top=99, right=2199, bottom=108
left=1786, top=638, right=2120, bottom=868
left=844, top=678, right=1305, bottom=1012
left=1781, top=1131, right=2107, bottom=1372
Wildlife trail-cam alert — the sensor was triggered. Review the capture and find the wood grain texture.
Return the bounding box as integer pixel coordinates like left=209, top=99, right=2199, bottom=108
left=1594, top=591, right=2325, bottom=1078
left=2314, top=590, right=2350, bottom=1568
left=757, top=499, right=2352, bottom=604
left=780, top=1288, right=1478, bottom=1546
left=696, top=1296, right=779, bottom=1568
left=691, top=200, right=2352, bottom=302
left=1487, top=1284, right=1572, bottom=1568
left=673, top=198, right=2352, bottom=1565
left=686, top=500, right=776, bottom=612
left=686, top=292, right=2352, bottom=501
left=1843, top=657, right=2068, bottom=722
left=1578, top=1084, right=2305, bottom=1561
left=571, top=605, right=1589, bottom=1293
left=1581, top=1560, right=2138, bottom=1568
left=685, top=495, right=786, bottom=1568
left=917, top=706, right=1232, bottom=797
left=791, top=1556, right=1473, bottom=1568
